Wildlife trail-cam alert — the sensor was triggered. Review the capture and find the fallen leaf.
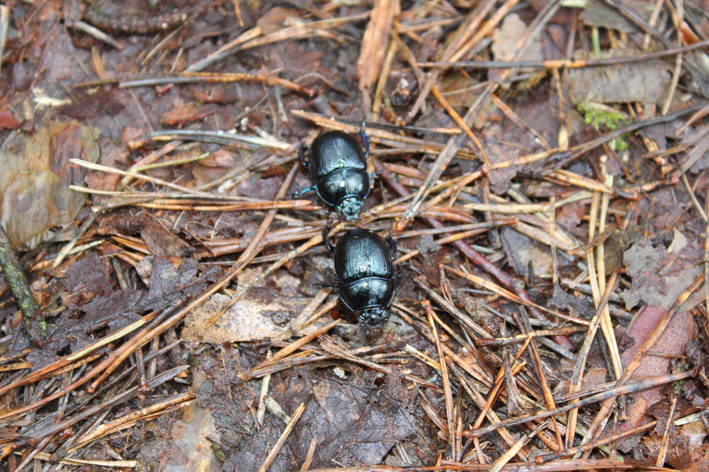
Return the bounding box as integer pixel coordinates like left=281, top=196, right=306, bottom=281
left=568, top=52, right=672, bottom=105
left=0, top=110, right=20, bottom=129
left=580, top=0, right=652, bottom=33
left=0, top=121, right=99, bottom=246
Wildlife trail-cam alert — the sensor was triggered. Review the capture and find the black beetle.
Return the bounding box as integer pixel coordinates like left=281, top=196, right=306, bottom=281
left=323, top=228, right=397, bottom=329
left=294, top=129, right=371, bottom=221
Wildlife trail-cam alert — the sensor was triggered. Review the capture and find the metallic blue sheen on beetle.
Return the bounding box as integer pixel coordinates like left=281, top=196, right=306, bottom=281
left=294, top=129, right=372, bottom=220
left=324, top=228, right=397, bottom=328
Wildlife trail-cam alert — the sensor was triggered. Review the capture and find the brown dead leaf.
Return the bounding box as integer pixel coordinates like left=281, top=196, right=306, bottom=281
left=357, top=0, right=397, bottom=91
left=140, top=213, right=196, bottom=258
left=0, top=110, right=20, bottom=129
left=197, top=149, right=239, bottom=167
left=684, top=448, right=709, bottom=472
left=568, top=52, right=672, bottom=104
left=491, top=14, right=543, bottom=66
left=160, top=103, right=215, bottom=126
left=580, top=0, right=651, bottom=33
left=0, top=121, right=99, bottom=246
left=160, top=405, right=222, bottom=472
left=257, top=7, right=301, bottom=34
left=193, top=86, right=236, bottom=104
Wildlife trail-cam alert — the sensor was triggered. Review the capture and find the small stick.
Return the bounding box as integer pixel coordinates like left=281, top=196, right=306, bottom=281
left=371, top=35, right=397, bottom=122
left=53, top=212, right=97, bottom=268
left=0, top=6, right=8, bottom=68
left=0, top=225, right=44, bottom=342
left=487, top=421, right=548, bottom=472
left=74, top=392, right=193, bottom=447
left=118, top=140, right=180, bottom=189
left=491, top=95, right=551, bottom=151
left=656, top=396, right=677, bottom=467
left=256, top=349, right=272, bottom=428
left=300, top=438, right=317, bottom=471
left=476, top=326, right=587, bottom=346
left=239, top=320, right=339, bottom=381
left=431, top=85, right=490, bottom=166
left=319, top=336, right=440, bottom=389
left=566, top=271, right=619, bottom=447
left=661, top=0, right=684, bottom=116
left=549, top=197, right=558, bottom=284
left=547, top=169, right=636, bottom=200
left=443, top=266, right=588, bottom=325
left=420, top=38, right=709, bottom=67
left=481, top=176, right=501, bottom=249
left=107, top=73, right=315, bottom=97
left=187, top=12, right=370, bottom=72
left=230, top=0, right=245, bottom=27
left=515, top=310, right=564, bottom=450
left=395, top=222, right=516, bottom=265
left=135, top=345, right=147, bottom=392
left=403, top=0, right=497, bottom=124
left=274, top=288, right=334, bottom=341
left=70, top=159, right=220, bottom=198
left=465, top=203, right=551, bottom=213
left=67, top=19, right=124, bottom=49
left=536, top=418, right=658, bottom=462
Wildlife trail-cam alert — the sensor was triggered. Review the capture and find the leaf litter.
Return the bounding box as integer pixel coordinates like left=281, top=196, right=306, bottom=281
left=1, top=0, right=709, bottom=471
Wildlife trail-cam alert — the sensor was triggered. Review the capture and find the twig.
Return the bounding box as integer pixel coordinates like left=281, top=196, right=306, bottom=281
left=419, top=38, right=709, bottom=68
left=0, top=225, right=45, bottom=342
left=655, top=396, right=677, bottom=467
left=0, top=6, right=8, bottom=68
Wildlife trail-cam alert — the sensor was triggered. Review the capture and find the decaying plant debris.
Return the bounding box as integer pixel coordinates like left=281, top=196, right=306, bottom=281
left=1, top=0, right=709, bottom=470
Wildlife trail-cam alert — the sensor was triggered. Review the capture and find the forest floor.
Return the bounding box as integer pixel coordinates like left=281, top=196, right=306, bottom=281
left=1, top=0, right=709, bottom=471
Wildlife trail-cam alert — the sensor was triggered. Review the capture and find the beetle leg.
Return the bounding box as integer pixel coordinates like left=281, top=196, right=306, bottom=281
left=291, top=185, right=316, bottom=198
left=298, top=144, right=309, bottom=168
left=322, top=226, right=335, bottom=253
left=359, top=121, right=370, bottom=160
left=387, top=236, right=397, bottom=257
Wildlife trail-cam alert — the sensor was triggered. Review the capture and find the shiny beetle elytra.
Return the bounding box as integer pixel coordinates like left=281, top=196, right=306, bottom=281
left=324, top=228, right=396, bottom=329
left=294, top=129, right=371, bottom=221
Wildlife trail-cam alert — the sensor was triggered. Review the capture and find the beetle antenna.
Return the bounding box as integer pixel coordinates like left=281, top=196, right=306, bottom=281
left=360, top=121, right=370, bottom=159
left=322, top=226, right=335, bottom=253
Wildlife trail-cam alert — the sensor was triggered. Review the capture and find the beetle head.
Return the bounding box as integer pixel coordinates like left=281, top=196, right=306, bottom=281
left=359, top=307, right=389, bottom=329
left=337, top=197, right=363, bottom=221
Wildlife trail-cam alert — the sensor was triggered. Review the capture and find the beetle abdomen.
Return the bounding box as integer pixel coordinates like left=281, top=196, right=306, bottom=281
left=310, top=131, right=366, bottom=179
left=339, top=277, right=396, bottom=313
left=316, top=169, right=370, bottom=207
left=334, top=230, right=395, bottom=283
